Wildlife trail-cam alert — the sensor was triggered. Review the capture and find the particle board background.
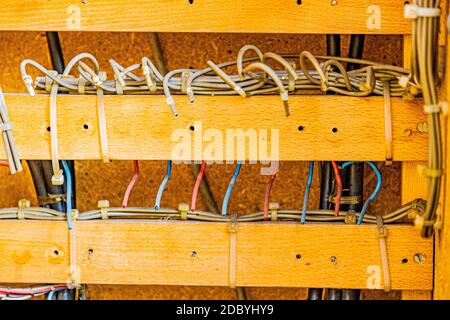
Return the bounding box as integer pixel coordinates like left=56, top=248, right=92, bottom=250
left=0, top=31, right=403, bottom=300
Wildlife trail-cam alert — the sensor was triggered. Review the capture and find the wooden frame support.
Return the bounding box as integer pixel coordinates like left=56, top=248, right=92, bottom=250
left=2, top=94, right=427, bottom=161
left=0, top=220, right=432, bottom=289
left=0, top=0, right=411, bottom=34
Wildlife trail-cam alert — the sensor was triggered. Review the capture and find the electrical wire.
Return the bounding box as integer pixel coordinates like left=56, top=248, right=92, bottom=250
left=0, top=198, right=424, bottom=224
left=301, top=161, right=314, bottom=224
left=408, top=0, right=442, bottom=237
left=342, top=161, right=382, bottom=224
left=222, top=162, right=242, bottom=216
left=61, top=160, right=72, bottom=230
left=122, top=160, right=139, bottom=207
left=330, top=160, right=342, bottom=216
left=191, top=160, right=207, bottom=211
left=21, top=47, right=415, bottom=114
left=0, top=86, right=22, bottom=174
left=154, top=160, right=172, bottom=210
left=263, top=161, right=279, bottom=220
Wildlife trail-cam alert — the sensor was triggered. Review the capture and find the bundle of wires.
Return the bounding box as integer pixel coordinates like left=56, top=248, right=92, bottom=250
left=0, top=284, right=70, bottom=300
left=0, top=198, right=425, bottom=224
left=0, top=86, right=21, bottom=174
left=408, top=0, right=442, bottom=237
left=21, top=46, right=417, bottom=119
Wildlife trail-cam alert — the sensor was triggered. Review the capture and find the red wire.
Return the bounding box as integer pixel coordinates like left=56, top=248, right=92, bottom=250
left=191, top=160, right=207, bottom=211
left=331, top=161, right=342, bottom=216
left=263, top=161, right=279, bottom=221
left=263, top=174, right=277, bottom=221
left=0, top=285, right=68, bottom=295
left=0, top=161, right=9, bottom=167
left=122, top=160, right=139, bottom=208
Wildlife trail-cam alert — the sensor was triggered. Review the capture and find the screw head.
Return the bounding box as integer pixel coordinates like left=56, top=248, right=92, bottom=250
left=331, top=0, right=337, bottom=6
left=417, top=122, right=428, bottom=134
left=403, top=128, right=413, bottom=137
left=414, top=253, right=425, bottom=263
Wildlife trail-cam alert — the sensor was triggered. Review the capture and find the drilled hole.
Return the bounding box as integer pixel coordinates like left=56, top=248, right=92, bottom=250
left=191, top=251, right=197, bottom=257
left=295, top=254, right=302, bottom=260
left=88, top=249, right=94, bottom=255
left=297, top=0, right=302, bottom=4
left=53, top=249, right=59, bottom=256
left=189, top=125, right=195, bottom=131
left=298, top=125, right=304, bottom=131
left=402, top=258, right=408, bottom=264
left=46, top=126, right=51, bottom=132
left=332, top=127, right=338, bottom=133
left=83, top=124, right=89, bottom=130
left=188, top=0, right=194, bottom=4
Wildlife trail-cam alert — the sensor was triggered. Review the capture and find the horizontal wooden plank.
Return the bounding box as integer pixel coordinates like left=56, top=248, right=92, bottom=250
left=2, top=94, right=427, bottom=161
left=0, top=0, right=410, bottom=34
left=0, top=220, right=432, bottom=289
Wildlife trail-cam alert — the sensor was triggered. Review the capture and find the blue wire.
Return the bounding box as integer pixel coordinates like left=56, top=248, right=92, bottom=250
left=341, top=161, right=382, bottom=224
left=61, top=160, right=72, bottom=230
left=46, top=288, right=68, bottom=300
left=154, top=160, right=172, bottom=210
left=301, top=161, right=315, bottom=224
left=222, top=161, right=242, bottom=216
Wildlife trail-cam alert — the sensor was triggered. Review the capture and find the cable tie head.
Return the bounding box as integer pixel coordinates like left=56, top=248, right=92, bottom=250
left=51, top=170, right=65, bottom=186
left=404, top=4, right=441, bottom=19
left=0, top=122, right=14, bottom=132
left=178, top=203, right=189, bottom=220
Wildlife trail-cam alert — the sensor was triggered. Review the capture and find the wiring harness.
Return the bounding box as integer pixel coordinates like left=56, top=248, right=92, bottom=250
left=21, top=45, right=418, bottom=119
left=406, top=0, right=442, bottom=238
left=0, top=86, right=21, bottom=174
left=0, top=198, right=425, bottom=224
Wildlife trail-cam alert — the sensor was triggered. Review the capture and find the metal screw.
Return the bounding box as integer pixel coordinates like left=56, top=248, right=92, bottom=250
left=191, top=251, right=197, bottom=257
left=417, top=122, right=428, bottom=134
left=331, top=0, right=337, bottom=6
left=403, top=128, right=413, bottom=137
left=414, top=253, right=425, bottom=264
left=330, top=256, right=337, bottom=264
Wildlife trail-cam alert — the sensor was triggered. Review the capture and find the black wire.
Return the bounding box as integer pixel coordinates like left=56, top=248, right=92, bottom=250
left=347, top=35, right=365, bottom=71
left=308, top=35, right=343, bottom=301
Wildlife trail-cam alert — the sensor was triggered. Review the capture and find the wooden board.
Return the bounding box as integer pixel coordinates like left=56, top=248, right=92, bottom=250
left=2, top=94, right=427, bottom=161
left=0, top=220, right=432, bottom=289
left=0, top=0, right=411, bottom=34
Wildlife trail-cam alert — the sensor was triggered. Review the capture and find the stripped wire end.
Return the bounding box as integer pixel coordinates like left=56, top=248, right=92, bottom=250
left=281, top=92, right=290, bottom=116
left=234, top=86, right=247, bottom=98
left=166, top=96, right=179, bottom=117
left=22, top=75, right=35, bottom=96
left=187, top=87, right=195, bottom=104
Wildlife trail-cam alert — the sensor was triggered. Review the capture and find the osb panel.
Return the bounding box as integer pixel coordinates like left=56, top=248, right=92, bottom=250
left=0, top=31, right=403, bottom=300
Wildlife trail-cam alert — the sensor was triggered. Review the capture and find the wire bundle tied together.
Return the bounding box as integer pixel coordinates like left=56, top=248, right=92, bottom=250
left=0, top=198, right=425, bottom=224
left=0, top=86, right=22, bottom=174
left=21, top=46, right=418, bottom=119
left=406, top=0, right=441, bottom=238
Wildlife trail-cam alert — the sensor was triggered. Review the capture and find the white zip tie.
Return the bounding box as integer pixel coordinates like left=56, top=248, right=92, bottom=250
left=404, top=4, right=441, bottom=19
